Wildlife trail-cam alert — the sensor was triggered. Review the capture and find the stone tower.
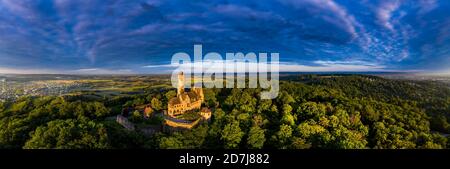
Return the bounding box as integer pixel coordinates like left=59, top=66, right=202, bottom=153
left=177, top=71, right=185, bottom=96
left=191, top=84, right=204, bottom=102
left=197, top=87, right=204, bottom=101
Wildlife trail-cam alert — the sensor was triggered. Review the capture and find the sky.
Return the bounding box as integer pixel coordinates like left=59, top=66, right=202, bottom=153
left=0, top=0, right=449, bottom=74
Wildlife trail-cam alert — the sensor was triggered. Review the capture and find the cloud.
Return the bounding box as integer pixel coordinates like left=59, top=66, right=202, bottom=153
left=0, top=67, right=58, bottom=74
left=418, top=0, right=438, bottom=15
left=129, top=23, right=224, bottom=36
left=0, top=0, right=37, bottom=19
left=142, top=64, right=177, bottom=68
left=142, top=59, right=388, bottom=73
left=313, top=60, right=379, bottom=66
left=70, top=68, right=134, bottom=74
left=0, top=59, right=390, bottom=74
left=75, top=68, right=100, bottom=72
left=214, top=4, right=286, bottom=22
left=282, top=61, right=387, bottom=72
left=280, top=0, right=362, bottom=39
left=0, top=67, right=135, bottom=74
left=376, top=0, right=401, bottom=32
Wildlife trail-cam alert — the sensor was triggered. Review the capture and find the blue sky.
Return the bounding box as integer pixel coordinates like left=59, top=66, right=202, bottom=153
left=0, top=0, right=449, bottom=74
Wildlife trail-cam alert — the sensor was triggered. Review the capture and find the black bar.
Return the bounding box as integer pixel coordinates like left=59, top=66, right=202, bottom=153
left=0, top=149, right=448, bottom=168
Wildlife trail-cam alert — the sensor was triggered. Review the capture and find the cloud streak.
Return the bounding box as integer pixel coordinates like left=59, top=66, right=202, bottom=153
left=142, top=59, right=387, bottom=73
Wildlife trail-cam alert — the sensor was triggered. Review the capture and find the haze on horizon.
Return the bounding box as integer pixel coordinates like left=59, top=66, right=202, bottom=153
left=0, top=0, right=449, bottom=74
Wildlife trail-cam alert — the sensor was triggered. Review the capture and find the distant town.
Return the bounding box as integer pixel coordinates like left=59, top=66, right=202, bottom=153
left=0, top=78, right=84, bottom=101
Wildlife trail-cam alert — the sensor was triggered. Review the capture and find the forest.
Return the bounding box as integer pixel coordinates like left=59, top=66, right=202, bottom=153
left=0, top=75, right=449, bottom=149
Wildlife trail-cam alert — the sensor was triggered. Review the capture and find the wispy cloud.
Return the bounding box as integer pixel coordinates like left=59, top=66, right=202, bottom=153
left=376, top=0, right=402, bottom=32
left=142, top=59, right=388, bottom=73
left=418, top=0, right=438, bottom=15
left=70, top=68, right=133, bottom=74
left=214, top=4, right=286, bottom=22
left=0, top=67, right=135, bottom=74
left=280, top=0, right=362, bottom=39
left=0, top=67, right=58, bottom=74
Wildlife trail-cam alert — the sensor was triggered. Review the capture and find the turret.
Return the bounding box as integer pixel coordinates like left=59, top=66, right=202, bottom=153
left=177, top=72, right=185, bottom=96
left=192, top=84, right=204, bottom=102
left=197, top=87, right=204, bottom=101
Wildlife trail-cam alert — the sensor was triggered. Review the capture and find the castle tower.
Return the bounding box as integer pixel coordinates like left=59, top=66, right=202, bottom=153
left=191, top=84, right=204, bottom=102
left=197, top=87, right=204, bottom=101
left=177, top=72, right=185, bottom=96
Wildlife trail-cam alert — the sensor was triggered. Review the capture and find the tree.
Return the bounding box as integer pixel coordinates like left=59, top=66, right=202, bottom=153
left=0, top=117, right=29, bottom=148
left=252, top=114, right=266, bottom=127
left=257, top=99, right=272, bottom=114
left=297, top=102, right=326, bottom=119
left=159, top=136, right=184, bottom=149
left=159, top=125, right=209, bottom=149
left=133, top=98, right=145, bottom=106
left=0, top=102, right=5, bottom=112
left=281, top=112, right=295, bottom=126
left=102, top=121, right=145, bottom=149
left=203, top=89, right=217, bottom=107
left=239, top=92, right=256, bottom=113
left=221, top=121, right=244, bottom=149
left=130, top=110, right=143, bottom=123
left=278, top=91, right=295, bottom=105
left=92, top=102, right=109, bottom=118
left=291, top=137, right=312, bottom=149
left=282, top=104, right=293, bottom=114
left=165, top=90, right=177, bottom=100
left=331, top=125, right=368, bottom=149
left=272, top=124, right=293, bottom=148
left=296, top=122, right=326, bottom=138
left=151, top=97, right=163, bottom=111
left=24, top=119, right=108, bottom=149
left=247, top=126, right=266, bottom=149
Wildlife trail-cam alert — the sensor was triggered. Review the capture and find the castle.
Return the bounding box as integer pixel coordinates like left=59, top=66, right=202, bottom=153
left=164, top=72, right=211, bottom=131
left=116, top=71, right=211, bottom=133
left=167, top=72, right=205, bottom=117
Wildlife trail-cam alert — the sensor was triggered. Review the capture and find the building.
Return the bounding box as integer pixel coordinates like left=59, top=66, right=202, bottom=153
left=164, top=72, right=211, bottom=131
left=121, top=104, right=153, bottom=118
left=167, top=72, right=205, bottom=117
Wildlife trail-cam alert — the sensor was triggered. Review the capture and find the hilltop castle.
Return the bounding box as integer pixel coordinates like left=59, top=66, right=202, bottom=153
left=164, top=72, right=211, bottom=131
left=167, top=72, right=205, bottom=117
left=116, top=71, right=212, bottom=133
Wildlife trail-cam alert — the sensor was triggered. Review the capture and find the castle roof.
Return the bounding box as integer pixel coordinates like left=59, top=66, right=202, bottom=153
left=168, top=90, right=201, bottom=106
left=169, top=97, right=180, bottom=105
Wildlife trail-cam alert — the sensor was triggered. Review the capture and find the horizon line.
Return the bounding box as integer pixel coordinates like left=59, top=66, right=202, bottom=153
left=0, top=71, right=430, bottom=76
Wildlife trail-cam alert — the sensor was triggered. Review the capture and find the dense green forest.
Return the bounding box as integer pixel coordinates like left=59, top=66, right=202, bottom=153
left=0, top=75, right=449, bottom=149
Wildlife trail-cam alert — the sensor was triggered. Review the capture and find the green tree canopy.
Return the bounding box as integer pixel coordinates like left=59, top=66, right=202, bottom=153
left=24, top=119, right=108, bottom=149
left=247, top=126, right=266, bottom=149
left=221, top=121, right=244, bottom=149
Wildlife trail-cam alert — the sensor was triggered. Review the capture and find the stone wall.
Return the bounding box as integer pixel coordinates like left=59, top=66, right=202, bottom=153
left=164, top=118, right=201, bottom=130
left=116, top=115, right=135, bottom=131
left=167, top=99, right=202, bottom=116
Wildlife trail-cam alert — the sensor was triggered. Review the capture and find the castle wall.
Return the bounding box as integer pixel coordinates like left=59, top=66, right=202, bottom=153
left=116, top=115, right=135, bottom=131
left=164, top=118, right=201, bottom=130
left=167, top=99, right=202, bottom=117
